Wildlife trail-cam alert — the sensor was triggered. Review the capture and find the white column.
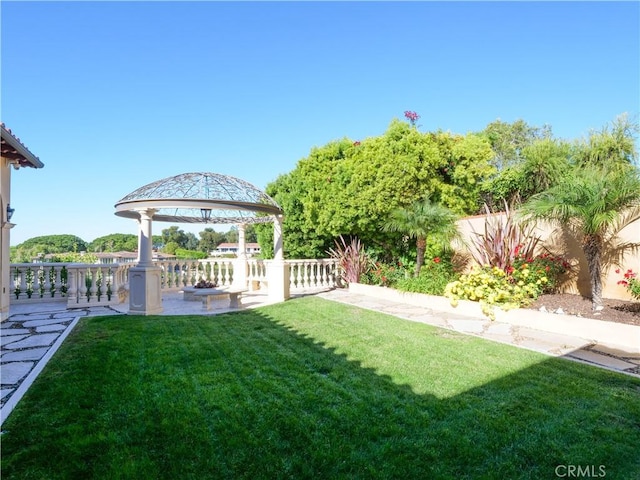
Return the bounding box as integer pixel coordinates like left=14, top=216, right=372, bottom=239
left=273, top=214, right=284, bottom=260
left=232, top=223, right=248, bottom=289
left=268, top=215, right=290, bottom=303
left=1, top=159, right=12, bottom=321
left=136, top=208, right=155, bottom=266
left=128, top=208, right=163, bottom=315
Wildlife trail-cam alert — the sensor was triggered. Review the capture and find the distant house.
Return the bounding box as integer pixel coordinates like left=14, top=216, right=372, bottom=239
left=212, top=242, right=261, bottom=257
left=36, top=251, right=177, bottom=264
left=96, top=251, right=177, bottom=263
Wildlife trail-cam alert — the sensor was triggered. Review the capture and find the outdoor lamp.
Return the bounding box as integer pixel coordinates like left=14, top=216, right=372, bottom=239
left=6, top=204, right=15, bottom=222
left=201, top=208, right=212, bottom=223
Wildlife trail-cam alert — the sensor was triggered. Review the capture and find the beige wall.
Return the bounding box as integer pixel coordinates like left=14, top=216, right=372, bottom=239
left=1, top=158, right=12, bottom=321
left=457, top=212, right=640, bottom=301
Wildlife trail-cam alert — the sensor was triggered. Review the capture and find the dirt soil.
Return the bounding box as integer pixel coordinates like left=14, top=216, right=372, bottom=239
left=528, top=294, right=640, bottom=326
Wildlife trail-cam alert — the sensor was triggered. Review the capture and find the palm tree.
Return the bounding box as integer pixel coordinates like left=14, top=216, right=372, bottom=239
left=383, top=198, right=459, bottom=276
left=521, top=164, right=640, bottom=310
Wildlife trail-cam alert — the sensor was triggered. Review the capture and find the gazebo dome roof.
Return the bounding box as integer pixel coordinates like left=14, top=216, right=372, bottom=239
left=114, top=172, right=282, bottom=224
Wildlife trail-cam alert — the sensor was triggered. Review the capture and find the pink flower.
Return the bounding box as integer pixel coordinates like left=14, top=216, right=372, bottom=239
left=433, top=257, right=441, bottom=263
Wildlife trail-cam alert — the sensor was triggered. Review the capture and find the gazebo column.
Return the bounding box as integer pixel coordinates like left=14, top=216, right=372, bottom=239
left=128, top=208, right=163, bottom=315
left=268, top=214, right=290, bottom=302
left=232, top=223, right=248, bottom=290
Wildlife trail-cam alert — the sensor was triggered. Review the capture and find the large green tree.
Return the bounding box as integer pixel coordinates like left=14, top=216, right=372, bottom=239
left=482, top=119, right=552, bottom=171
left=89, top=233, right=138, bottom=252
left=265, top=118, right=493, bottom=259
left=16, top=234, right=88, bottom=253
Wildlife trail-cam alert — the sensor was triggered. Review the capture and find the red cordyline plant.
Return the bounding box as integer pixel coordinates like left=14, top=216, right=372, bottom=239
left=469, top=201, right=541, bottom=272
left=327, top=235, right=371, bottom=285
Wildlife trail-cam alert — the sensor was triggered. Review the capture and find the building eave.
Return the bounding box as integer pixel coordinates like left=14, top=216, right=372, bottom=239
left=1, top=123, right=45, bottom=169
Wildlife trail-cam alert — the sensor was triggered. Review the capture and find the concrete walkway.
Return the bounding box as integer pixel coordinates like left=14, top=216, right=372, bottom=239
left=2, top=288, right=639, bottom=426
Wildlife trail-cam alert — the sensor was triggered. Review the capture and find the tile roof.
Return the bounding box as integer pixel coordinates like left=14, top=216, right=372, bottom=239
left=1, top=123, right=44, bottom=168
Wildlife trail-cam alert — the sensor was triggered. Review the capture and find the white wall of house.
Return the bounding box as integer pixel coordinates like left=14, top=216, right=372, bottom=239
left=1, top=157, right=12, bottom=321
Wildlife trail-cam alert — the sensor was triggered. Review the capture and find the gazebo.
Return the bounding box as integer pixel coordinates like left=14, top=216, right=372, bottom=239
left=114, top=172, right=286, bottom=315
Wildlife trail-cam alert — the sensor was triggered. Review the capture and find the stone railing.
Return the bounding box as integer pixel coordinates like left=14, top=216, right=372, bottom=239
left=9, top=263, right=124, bottom=308
left=9, top=257, right=338, bottom=308
left=287, top=259, right=338, bottom=290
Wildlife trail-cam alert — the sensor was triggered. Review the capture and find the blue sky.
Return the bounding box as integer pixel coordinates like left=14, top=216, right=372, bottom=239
left=2, top=1, right=639, bottom=246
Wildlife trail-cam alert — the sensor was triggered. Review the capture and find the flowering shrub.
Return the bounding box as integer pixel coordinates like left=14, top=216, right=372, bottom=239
left=445, top=267, right=534, bottom=315
left=444, top=252, right=570, bottom=320
left=361, top=261, right=406, bottom=287
left=511, top=253, right=570, bottom=294
left=617, top=269, right=640, bottom=300
left=395, top=257, right=458, bottom=295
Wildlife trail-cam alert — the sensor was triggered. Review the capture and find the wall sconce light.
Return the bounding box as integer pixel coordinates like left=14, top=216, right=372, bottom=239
left=201, top=208, right=212, bottom=223
left=6, top=204, right=15, bottom=222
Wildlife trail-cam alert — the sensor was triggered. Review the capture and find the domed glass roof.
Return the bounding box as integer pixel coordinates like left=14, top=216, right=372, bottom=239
left=114, top=172, right=282, bottom=224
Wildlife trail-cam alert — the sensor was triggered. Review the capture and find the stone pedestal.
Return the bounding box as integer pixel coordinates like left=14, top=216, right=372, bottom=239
left=128, top=266, right=163, bottom=315
left=267, top=259, right=290, bottom=303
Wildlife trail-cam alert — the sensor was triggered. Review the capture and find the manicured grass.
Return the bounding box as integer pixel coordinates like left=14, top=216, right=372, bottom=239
left=2, top=296, right=639, bottom=479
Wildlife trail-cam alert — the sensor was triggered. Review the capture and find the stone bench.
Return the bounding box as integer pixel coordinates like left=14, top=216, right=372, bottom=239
left=192, top=288, right=248, bottom=310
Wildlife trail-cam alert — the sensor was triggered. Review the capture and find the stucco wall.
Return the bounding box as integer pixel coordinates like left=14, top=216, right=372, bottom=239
left=457, top=212, right=640, bottom=301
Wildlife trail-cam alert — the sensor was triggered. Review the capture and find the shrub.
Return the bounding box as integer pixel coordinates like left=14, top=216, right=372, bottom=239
left=361, top=261, right=407, bottom=287
left=511, top=252, right=570, bottom=294
left=445, top=266, right=532, bottom=317
left=395, top=257, right=458, bottom=295
left=444, top=252, right=570, bottom=320
left=617, top=269, right=640, bottom=300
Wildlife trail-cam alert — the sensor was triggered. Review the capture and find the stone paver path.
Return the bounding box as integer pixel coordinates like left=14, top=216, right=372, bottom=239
left=1, top=306, right=124, bottom=425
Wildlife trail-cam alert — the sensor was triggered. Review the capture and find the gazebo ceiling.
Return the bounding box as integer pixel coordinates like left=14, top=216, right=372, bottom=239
left=114, top=172, right=282, bottom=224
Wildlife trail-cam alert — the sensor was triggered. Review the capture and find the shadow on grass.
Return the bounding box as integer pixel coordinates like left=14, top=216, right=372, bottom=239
left=1, top=296, right=639, bottom=480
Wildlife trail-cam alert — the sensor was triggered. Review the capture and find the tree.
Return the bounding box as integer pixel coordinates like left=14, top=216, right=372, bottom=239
left=482, top=119, right=552, bottom=171
left=161, top=226, right=189, bottom=250
left=199, top=228, right=226, bottom=253
left=522, top=164, right=640, bottom=310
left=481, top=138, right=572, bottom=208
left=265, top=118, right=493, bottom=259
left=89, top=233, right=138, bottom=252
left=383, top=198, right=459, bottom=276
left=16, top=234, right=88, bottom=253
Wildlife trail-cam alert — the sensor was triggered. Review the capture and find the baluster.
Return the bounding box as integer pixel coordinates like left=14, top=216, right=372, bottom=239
left=67, top=266, right=78, bottom=304
left=42, top=266, right=52, bottom=297
left=89, top=267, right=99, bottom=302
left=77, top=269, right=87, bottom=303
left=20, top=267, right=29, bottom=298
left=53, top=265, right=63, bottom=298
left=10, top=266, right=19, bottom=299
left=319, top=261, right=327, bottom=287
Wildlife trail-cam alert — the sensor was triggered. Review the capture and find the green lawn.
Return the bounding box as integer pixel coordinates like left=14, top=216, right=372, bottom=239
left=2, top=296, right=639, bottom=479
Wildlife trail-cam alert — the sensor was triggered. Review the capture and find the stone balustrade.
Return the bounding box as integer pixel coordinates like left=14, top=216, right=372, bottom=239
left=8, top=257, right=338, bottom=309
